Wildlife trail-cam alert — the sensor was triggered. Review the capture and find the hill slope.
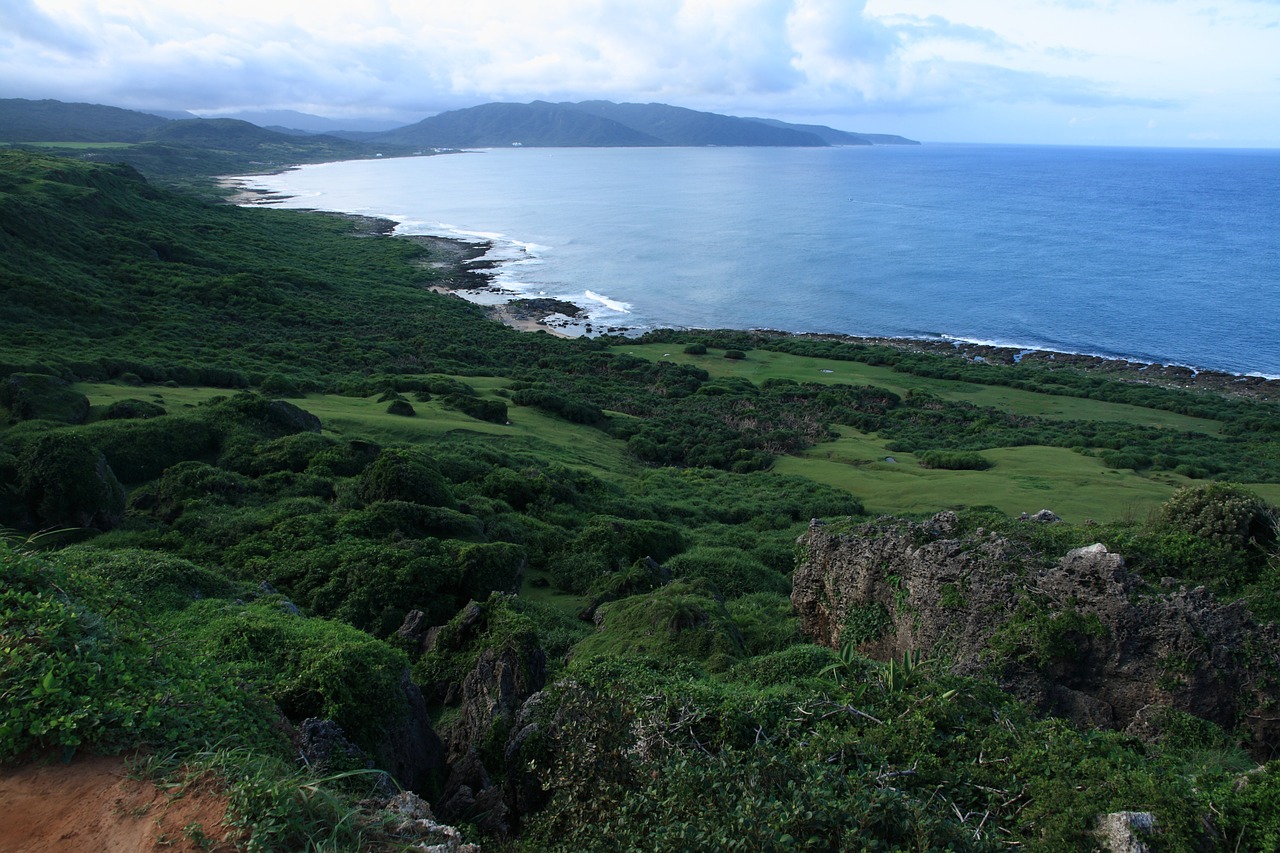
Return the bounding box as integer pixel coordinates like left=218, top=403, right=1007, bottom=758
left=561, top=101, right=828, bottom=146
left=372, top=101, right=665, bottom=148
left=0, top=98, right=170, bottom=142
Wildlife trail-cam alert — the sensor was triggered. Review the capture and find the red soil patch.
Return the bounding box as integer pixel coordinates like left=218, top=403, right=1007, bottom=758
left=0, top=754, right=236, bottom=852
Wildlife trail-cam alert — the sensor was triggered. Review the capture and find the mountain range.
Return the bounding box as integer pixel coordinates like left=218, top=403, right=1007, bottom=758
left=0, top=97, right=917, bottom=150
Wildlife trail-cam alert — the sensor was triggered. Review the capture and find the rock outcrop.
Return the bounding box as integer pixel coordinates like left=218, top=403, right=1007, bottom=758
left=792, top=513, right=1280, bottom=756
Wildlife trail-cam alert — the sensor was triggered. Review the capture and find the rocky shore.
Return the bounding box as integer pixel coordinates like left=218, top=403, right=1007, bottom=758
left=373, top=221, right=1280, bottom=402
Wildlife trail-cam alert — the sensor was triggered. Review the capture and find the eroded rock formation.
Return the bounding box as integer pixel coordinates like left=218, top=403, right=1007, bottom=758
left=792, top=513, right=1280, bottom=756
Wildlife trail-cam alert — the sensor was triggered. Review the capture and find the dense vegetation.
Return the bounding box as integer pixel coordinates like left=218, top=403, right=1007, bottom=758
left=4, top=147, right=1280, bottom=850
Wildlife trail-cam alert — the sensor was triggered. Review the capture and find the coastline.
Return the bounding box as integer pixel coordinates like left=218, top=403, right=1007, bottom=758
left=226, top=174, right=1280, bottom=401
left=394, top=218, right=1280, bottom=401
left=398, top=227, right=1280, bottom=399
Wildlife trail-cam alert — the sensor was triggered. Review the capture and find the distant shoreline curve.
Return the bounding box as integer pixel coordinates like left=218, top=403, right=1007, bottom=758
left=223, top=170, right=1280, bottom=401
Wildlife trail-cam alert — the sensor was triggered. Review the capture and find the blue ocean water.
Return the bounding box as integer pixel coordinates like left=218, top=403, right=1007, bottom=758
left=239, top=144, right=1280, bottom=376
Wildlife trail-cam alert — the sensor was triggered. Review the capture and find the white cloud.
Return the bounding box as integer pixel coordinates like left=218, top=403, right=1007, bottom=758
left=0, top=0, right=1276, bottom=144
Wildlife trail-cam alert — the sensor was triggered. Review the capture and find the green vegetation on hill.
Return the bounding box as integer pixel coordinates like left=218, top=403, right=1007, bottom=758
left=4, top=147, right=1280, bottom=850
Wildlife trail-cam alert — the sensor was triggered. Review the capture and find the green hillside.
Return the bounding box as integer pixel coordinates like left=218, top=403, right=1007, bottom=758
left=4, top=147, right=1280, bottom=851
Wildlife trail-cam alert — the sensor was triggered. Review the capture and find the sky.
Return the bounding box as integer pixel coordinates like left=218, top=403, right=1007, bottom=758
left=2, top=0, right=1279, bottom=147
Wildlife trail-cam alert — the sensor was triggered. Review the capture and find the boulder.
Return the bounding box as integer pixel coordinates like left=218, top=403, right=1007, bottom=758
left=1, top=373, right=89, bottom=424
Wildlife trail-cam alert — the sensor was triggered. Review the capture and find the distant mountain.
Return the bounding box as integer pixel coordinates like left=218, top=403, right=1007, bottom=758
left=743, top=118, right=917, bottom=146
left=0, top=98, right=169, bottom=142
left=371, top=101, right=665, bottom=148
left=559, top=101, right=827, bottom=146
left=142, top=108, right=200, bottom=121
left=143, top=118, right=367, bottom=157
left=742, top=118, right=873, bottom=146
left=366, top=100, right=916, bottom=149
left=203, top=109, right=409, bottom=135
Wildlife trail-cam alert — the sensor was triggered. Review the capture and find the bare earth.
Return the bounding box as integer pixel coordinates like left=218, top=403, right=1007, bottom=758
left=0, top=754, right=235, bottom=853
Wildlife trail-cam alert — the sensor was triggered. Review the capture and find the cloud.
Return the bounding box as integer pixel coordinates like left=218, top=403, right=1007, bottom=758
left=0, top=0, right=1273, bottom=144
left=0, top=0, right=97, bottom=57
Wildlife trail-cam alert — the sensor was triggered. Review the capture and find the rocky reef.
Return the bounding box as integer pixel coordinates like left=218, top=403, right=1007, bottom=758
left=791, top=512, right=1280, bottom=757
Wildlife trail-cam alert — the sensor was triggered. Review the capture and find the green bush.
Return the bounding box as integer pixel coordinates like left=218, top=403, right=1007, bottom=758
left=682, top=343, right=707, bottom=355
left=167, top=599, right=409, bottom=753
left=917, top=449, right=992, bottom=471
left=723, top=349, right=746, bottom=360
left=0, top=544, right=278, bottom=759
left=335, top=500, right=483, bottom=541
left=60, top=546, right=236, bottom=612
left=442, top=393, right=507, bottom=424
left=572, top=580, right=746, bottom=667
left=0, top=373, right=89, bottom=424
left=354, top=449, right=455, bottom=508
left=725, top=593, right=804, bottom=656
left=552, top=515, right=687, bottom=594
left=15, top=431, right=125, bottom=530
left=664, top=545, right=788, bottom=599
left=82, top=413, right=219, bottom=482
left=101, top=398, right=167, bottom=420
left=1160, top=482, right=1273, bottom=551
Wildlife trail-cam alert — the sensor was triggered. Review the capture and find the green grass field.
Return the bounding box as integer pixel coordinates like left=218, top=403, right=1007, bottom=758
left=20, top=141, right=138, bottom=150
left=613, top=343, right=1223, bottom=433
left=775, top=426, right=1187, bottom=522
left=76, top=360, right=1251, bottom=525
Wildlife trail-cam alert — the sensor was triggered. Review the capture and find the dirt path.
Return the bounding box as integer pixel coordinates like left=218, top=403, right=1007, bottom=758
left=0, top=754, right=235, bottom=852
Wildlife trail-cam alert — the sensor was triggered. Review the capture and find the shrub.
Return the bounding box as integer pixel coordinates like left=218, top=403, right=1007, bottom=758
left=664, top=546, right=788, bottom=599
left=336, top=500, right=483, bottom=541
left=723, top=350, right=746, bottom=360
left=168, top=600, right=409, bottom=753
left=0, top=544, right=277, bottom=760
left=442, top=393, right=507, bottom=424
left=60, top=546, right=236, bottom=612
left=1099, top=450, right=1151, bottom=470
left=1160, top=482, right=1273, bottom=551
left=152, top=461, right=252, bottom=520
left=553, top=516, right=687, bottom=594
left=82, top=414, right=219, bottom=482
left=682, top=343, right=707, bottom=355
left=572, top=580, right=746, bottom=666
left=386, top=399, right=416, bottom=417
left=355, top=449, right=455, bottom=508
left=0, top=373, right=89, bottom=424
left=101, top=398, right=167, bottom=420
left=917, top=450, right=992, bottom=471
left=725, top=592, right=804, bottom=656
left=15, top=431, right=125, bottom=530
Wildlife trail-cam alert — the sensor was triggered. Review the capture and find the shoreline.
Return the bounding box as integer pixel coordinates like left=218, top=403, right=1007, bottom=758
left=225, top=175, right=1280, bottom=401
left=400, top=222, right=1280, bottom=401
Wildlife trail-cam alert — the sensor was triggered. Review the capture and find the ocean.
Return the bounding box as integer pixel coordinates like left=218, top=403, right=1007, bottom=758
left=235, top=144, right=1280, bottom=377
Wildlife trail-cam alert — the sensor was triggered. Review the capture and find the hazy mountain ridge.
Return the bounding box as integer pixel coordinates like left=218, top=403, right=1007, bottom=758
left=367, top=101, right=666, bottom=148
left=0, top=98, right=170, bottom=142
left=0, top=97, right=916, bottom=150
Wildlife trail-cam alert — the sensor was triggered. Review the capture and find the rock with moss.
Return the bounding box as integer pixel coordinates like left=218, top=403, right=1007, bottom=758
left=1, top=372, right=89, bottom=424
left=14, top=431, right=125, bottom=529
left=101, top=398, right=167, bottom=420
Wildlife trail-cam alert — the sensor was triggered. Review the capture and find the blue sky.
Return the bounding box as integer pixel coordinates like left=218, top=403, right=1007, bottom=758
left=2, top=0, right=1278, bottom=146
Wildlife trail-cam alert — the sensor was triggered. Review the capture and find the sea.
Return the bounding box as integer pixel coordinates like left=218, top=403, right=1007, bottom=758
left=234, top=144, right=1280, bottom=377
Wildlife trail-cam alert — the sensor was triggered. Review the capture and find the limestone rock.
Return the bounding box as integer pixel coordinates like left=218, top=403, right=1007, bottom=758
left=1097, top=811, right=1155, bottom=853
left=791, top=514, right=1280, bottom=755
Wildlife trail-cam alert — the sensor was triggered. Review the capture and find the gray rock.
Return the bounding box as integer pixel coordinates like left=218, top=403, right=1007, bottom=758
left=1097, top=811, right=1155, bottom=853
left=791, top=516, right=1280, bottom=756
